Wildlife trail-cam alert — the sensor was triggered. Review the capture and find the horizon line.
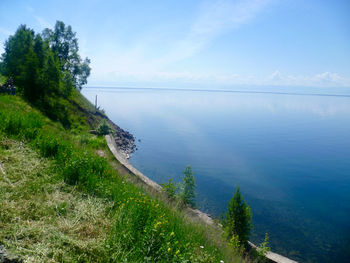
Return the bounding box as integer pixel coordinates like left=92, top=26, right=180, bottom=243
left=83, top=86, right=350, bottom=98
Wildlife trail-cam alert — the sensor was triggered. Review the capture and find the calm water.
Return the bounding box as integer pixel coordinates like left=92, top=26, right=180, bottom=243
left=83, top=87, right=350, bottom=263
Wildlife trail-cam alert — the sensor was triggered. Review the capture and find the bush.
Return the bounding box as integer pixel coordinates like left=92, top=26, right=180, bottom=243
left=160, top=179, right=177, bottom=199
left=257, top=233, right=271, bottom=262
left=96, top=119, right=111, bottom=136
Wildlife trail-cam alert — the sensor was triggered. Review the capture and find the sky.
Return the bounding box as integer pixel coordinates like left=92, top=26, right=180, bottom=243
left=0, top=0, right=349, bottom=89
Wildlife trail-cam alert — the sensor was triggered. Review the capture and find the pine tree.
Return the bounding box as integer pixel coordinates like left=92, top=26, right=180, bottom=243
left=223, top=186, right=252, bottom=247
left=180, top=165, right=196, bottom=208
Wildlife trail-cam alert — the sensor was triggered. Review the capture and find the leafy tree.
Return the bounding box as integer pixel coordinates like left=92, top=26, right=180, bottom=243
left=42, top=21, right=90, bottom=90
left=1, top=25, right=35, bottom=85
left=180, top=165, right=196, bottom=208
left=0, top=25, right=63, bottom=101
left=223, top=186, right=252, bottom=247
left=19, top=46, right=39, bottom=101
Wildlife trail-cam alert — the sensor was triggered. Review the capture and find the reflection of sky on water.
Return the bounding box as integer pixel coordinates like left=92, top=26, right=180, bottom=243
left=82, top=88, right=350, bottom=263
left=88, top=88, right=350, bottom=118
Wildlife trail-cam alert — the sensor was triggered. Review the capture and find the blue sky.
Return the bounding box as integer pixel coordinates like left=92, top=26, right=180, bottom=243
left=0, top=0, right=349, bottom=88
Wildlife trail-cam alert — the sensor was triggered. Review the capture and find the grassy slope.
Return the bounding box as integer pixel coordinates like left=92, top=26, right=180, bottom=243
left=0, top=137, right=113, bottom=262
left=0, top=94, right=250, bottom=263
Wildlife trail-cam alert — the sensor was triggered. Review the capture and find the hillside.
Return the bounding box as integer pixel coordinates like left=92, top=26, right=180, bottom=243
left=0, top=93, right=252, bottom=262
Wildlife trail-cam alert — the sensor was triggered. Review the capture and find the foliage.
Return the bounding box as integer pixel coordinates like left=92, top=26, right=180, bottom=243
left=160, top=178, right=177, bottom=199
left=0, top=25, right=63, bottom=101
left=223, top=186, right=252, bottom=248
left=0, top=21, right=90, bottom=127
left=42, top=21, right=91, bottom=90
left=96, top=119, right=111, bottom=136
left=180, top=165, right=196, bottom=208
left=229, top=234, right=241, bottom=250
left=256, top=233, right=271, bottom=262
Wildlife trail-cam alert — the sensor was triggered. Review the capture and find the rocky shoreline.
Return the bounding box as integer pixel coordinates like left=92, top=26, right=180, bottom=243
left=93, top=110, right=137, bottom=157
left=108, top=119, right=136, bottom=157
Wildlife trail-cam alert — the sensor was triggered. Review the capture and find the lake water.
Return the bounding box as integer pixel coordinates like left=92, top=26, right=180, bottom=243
left=82, top=87, right=350, bottom=263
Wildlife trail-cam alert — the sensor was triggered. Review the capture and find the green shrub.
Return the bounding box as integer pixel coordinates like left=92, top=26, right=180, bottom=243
left=160, top=179, right=177, bottom=199
left=257, top=233, right=271, bottom=262
left=96, top=119, right=111, bottom=136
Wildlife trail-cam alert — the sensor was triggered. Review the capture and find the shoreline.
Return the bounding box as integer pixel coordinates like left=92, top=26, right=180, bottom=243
left=105, top=134, right=298, bottom=263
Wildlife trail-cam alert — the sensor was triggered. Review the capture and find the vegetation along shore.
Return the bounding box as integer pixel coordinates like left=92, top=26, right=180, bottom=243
left=0, top=21, right=296, bottom=262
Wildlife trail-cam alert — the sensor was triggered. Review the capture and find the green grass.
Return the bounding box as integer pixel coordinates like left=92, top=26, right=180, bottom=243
left=0, top=94, right=251, bottom=262
left=0, top=137, right=113, bottom=262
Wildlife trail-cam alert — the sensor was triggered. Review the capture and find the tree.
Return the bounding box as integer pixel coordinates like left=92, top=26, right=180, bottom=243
left=42, top=21, right=90, bottom=90
left=1, top=25, right=35, bottom=85
left=223, top=186, right=252, bottom=247
left=1, top=25, right=64, bottom=101
left=180, top=165, right=196, bottom=208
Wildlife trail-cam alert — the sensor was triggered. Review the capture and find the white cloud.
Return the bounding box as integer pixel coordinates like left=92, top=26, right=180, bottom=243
left=262, top=71, right=350, bottom=87
left=26, top=5, right=52, bottom=29
left=92, top=0, right=272, bottom=84
left=314, top=72, right=343, bottom=83
left=88, top=1, right=349, bottom=88
left=268, top=70, right=282, bottom=81
left=193, top=0, right=270, bottom=36
left=157, top=0, right=271, bottom=65
left=34, top=16, right=52, bottom=29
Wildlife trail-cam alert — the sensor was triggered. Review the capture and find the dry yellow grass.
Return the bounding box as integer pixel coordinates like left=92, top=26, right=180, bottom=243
left=0, top=136, right=114, bottom=262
